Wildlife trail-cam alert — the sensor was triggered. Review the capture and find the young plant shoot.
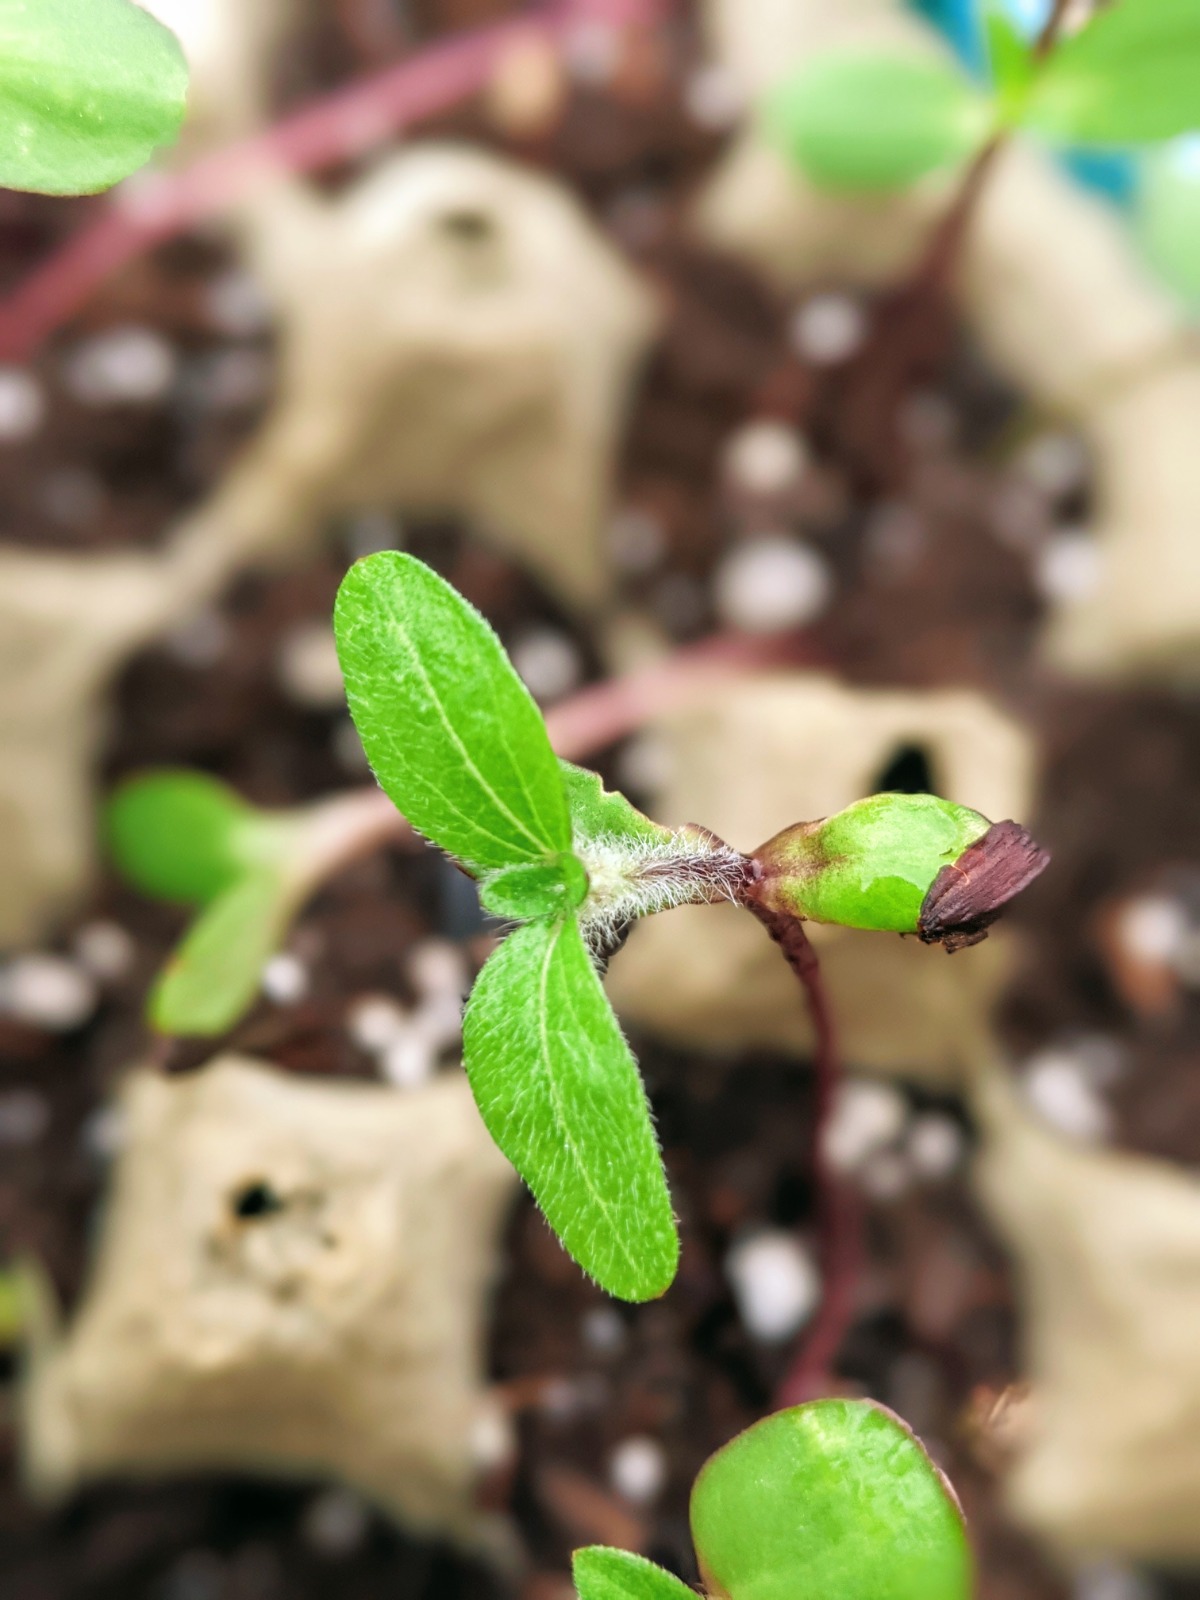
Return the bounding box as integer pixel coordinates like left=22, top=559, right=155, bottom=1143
left=0, top=0, right=187, bottom=195
left=332, top=552, right=1048, bottom=1302
left=574, top=1398, right=972, bottom=1600
left=764, top=0, right=1200, bottom=195
left=106, top=772, right=400, bottom=1036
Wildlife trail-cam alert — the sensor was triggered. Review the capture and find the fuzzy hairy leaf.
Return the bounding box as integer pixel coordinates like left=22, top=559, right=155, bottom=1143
left=335, top=553, right=571, bottom=872
left=1023, top=0, right=1200, bottom=144
left=560, top=761, right=671, bottom=853
left=463, top=916, right=678, bottom=1302
left=690, top=1401, right=972, bottom=1600
left=572, top=1548, right=696, bottom=1600
left=0, top=0, right=187, bottom=195
left=763, top=50, right=992, bottom=192
left=480, top=855, right=590, bottom=922
left=150, top=868, right=297, bottom=1037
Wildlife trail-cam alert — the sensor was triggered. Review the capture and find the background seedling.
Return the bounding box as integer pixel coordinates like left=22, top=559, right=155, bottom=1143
left=106, top=772, right=402, bottom=1036
left=574, top=1398, right=972, bottom=1600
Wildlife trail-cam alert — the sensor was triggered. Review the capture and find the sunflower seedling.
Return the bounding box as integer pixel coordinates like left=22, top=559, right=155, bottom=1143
left=329, top=552, right=1047, bottom=1301
left=762, top=0, right=1200, bottom=196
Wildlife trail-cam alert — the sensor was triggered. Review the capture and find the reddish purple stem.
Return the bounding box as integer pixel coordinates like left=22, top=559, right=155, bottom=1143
left=744, top=898, right=861, bottom=1404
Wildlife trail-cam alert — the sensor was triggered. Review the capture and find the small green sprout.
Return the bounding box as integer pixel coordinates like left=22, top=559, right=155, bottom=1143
left=574, top=1399, right=972, bottom=1600
left=110, top=554, right=1047, bottom=1302
left=0, top=0, right=187, bottom=196
left=106, top=772, right=393, bottom=1037
left=764, top=0, right=1200, bottom=195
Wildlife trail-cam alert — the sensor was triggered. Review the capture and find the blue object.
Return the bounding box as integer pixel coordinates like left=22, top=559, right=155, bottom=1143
left=907, top=0, right=986, bottom=77
left=1062, top=148, right=1139, bottom=207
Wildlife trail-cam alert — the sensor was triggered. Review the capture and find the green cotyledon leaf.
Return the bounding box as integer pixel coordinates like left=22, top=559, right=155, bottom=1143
left=762, top=50, right=993, bottom=193
left=1021, top=0, right=1200, bottom=145
left=0, top=0, right=187, bottom=195
left=149, top=866, right=300, bottom=1037
left=753, top=793, right=992, bottom=933
left=462, top=915, right=678, bottom=1302
left=572, top=1548, right=697, bottom=1600
left=689, top=1401, right=972, bottom=1600
left=334, top=552, right=571, bottom=873
left=105, top=769, right=300, bottom=906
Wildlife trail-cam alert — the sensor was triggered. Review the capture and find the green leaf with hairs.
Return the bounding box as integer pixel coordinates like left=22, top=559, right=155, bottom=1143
left=763, top=50, right=993, bottom=192
left=690, top=1401, right=972, bottom=1600
left=480, top=855, right=590, bottom=922
left=572, top=1548, right=696, bottom=1600
left=335, top=553, right=571, bottom=872
left=0, top=0, right=187, bottom=195
left=559, top=760, right=670, bottom=852
left=462, top=916, right=678, bottom=1302
left=1022, top=0, right=1200, bottom=144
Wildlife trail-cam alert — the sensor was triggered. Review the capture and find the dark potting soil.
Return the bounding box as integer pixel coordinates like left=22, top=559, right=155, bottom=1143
left=3, top=5, right=1200, bottom=1600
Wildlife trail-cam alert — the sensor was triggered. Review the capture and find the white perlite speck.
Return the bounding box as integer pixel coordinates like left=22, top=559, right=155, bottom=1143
left=63, top=326, right=177, bottom=406
left=0, top=955, right=97, bottom=1031
left=713, top=536, right=832, bottom=633
left=790, top=294, right=866, bottom=367
left=0, top=367, right=44, bottom=440
left=1036, top=529, right=1104, bottom=606
left=822, top=1079, right=908, bottom=1175
left=1022, top=1049, right=1112, bottom=1145
left=609, top=1436, right=668, bottom=1505
left=726, top=1229, right=820, bottom=1342
left=722, top=419, right=809, bottom=497
left=276, top=622, right=344, bottom=709
left=260, top=952, right=309, bottom=1006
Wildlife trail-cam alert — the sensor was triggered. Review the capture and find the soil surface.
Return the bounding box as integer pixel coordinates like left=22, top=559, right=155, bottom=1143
left=3, top=5, right=1200, bottom=1600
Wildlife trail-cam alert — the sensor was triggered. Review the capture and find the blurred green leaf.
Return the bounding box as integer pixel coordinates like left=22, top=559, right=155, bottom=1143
left=335, top=553, right=571, bottom=873
left=763, top=50, right=993, bottom=192
left=572, top=1548, right=696, bottom=1600
left=1136, top=141, right=1200, bottom=310
left=107, top=770, right=259, bottom=905
left=0, top=0, right=187, bottom=195
left=108, top=769, right=313, bottom=1038
left=1023, top=0, right=1200, bottom=144
left=462, top=915, right=678, bottom=1302
left=0, top=1264, right=28, bottom=1346
left=150, top=867, right=298, bottom=1037
left=690, top=1400, right=972, bottom=1600
left=984, top=4, right=1034, bottom=113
